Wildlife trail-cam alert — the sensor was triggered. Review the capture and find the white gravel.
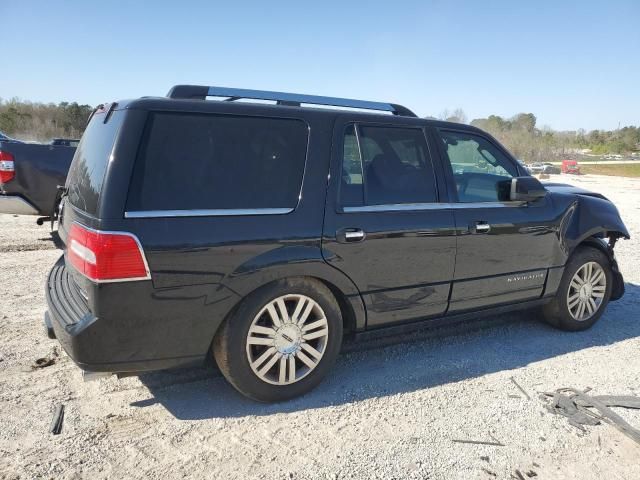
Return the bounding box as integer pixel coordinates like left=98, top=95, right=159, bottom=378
left=1, top=173, right=639, bottom=480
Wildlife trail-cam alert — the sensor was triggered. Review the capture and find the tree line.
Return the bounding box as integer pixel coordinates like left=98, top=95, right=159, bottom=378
left=0, top=98, right=93, bottom=142
left=440, top=109, right=640, bottom=162
left=1, top=98, right=638, bottom=161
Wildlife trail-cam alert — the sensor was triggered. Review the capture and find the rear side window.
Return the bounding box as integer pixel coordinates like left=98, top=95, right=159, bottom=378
left=66, top=111, right=125, bottom=216
left=126, top=113, right=308, bottom=212
left=340, top=125, right=437, bottom=207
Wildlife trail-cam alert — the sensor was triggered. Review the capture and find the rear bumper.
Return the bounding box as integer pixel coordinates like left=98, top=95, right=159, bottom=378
left=45, top=256, right=205, bottom=373
left=43, top=311, right=56, bottom=339
left=0, top=194, right=39, bottom=215
left=45, top=256, right=104, bottom=370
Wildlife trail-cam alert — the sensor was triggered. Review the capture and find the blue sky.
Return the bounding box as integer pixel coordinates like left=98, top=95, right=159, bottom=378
left=2, top=1, right=638, bottom=131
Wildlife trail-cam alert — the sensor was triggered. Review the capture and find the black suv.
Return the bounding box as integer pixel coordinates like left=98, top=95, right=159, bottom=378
left=45, top=85, right=629, bottom=402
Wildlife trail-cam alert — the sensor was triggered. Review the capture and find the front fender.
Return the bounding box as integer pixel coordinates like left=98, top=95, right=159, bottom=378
left=553, top=192, right=628, bottom=301
left=559, top=194, right=630, bottom=255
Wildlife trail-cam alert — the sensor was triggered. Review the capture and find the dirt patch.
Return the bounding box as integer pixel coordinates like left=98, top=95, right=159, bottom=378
left=0, top=242, right=58, bottom=253
left=32, top=348, right=59, bottom=370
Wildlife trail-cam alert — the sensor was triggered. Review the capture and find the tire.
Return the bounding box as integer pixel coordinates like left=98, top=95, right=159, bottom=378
left=213, top=277, right=343, bottom=402
left=543, top=246, right=612, bottom=331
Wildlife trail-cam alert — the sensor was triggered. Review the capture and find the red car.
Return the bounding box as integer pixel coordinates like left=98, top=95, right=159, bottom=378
left=561, top=160, right=580, bottom=174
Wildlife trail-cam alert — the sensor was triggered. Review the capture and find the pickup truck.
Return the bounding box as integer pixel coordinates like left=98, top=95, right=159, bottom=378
left=0, top=131, right=24, bottom=144
left=0, top=141, right=76, bottom=217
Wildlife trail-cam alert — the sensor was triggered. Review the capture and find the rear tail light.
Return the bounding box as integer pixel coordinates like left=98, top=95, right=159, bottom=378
left=0, top=151, right=15, bottom=184
left=67, top=223, right=150, bottom=282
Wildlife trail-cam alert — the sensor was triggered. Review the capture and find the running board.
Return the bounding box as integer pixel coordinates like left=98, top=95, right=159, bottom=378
left=353, top=298, right=550, bottom=342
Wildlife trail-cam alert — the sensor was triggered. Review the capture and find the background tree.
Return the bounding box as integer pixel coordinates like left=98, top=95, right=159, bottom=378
left=2, top=97, right=639, bottom=157
left=440, top=108, right=467, bottom=124
left=468, top=113, right=640, bottom=162
left=0, top=98, right=93, bottom=142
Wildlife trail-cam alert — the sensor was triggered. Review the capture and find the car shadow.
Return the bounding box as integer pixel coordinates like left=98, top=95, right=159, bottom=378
left=38, top=230, right=64, bottom=250
left=132, top=282, right=640, bottom=420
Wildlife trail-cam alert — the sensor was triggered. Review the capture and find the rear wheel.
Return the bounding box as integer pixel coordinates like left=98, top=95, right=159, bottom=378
left=213, top=277, right=343, bottom=402
left=543, top=246, right=612, bottom=331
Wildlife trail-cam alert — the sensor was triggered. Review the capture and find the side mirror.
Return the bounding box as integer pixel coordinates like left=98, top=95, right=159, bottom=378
left=509, top=176, right=547, bottom=202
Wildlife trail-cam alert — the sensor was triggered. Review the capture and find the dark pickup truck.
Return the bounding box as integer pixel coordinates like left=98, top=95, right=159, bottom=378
left=0, top=141, right=76, bottom=217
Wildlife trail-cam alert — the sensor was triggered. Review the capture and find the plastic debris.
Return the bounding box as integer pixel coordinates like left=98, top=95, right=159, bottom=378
left=510, top=376, right=531, bottom=400
left=542, top=388, right=640, bottom=445
left=50, top=404, right=65, bottom=435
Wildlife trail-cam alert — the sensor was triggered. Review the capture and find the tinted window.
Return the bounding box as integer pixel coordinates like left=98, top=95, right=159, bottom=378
left=66, top=111, right=124, bottom=215
left=340, top=125, right=364, bottom=206
left=340, top=125, right=437, bottom=206
left=439, top=130, right=517, bottom=202
left=126, top=113, right=308, bottom=212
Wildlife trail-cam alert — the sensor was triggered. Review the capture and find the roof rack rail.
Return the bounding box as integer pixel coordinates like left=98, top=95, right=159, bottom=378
left=166, top=85, right=417, bottom=117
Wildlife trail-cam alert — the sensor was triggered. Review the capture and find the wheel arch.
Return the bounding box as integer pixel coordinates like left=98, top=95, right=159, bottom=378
left=225, top=251, right=367, bottom=333
left=574, top=234, right=612, bottom=258
left=571, top=234, right=626, bottom=301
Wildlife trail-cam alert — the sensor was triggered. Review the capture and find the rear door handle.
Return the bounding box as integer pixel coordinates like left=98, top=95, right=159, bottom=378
left=337, top=228, right=366, bottom=243
left=473, top=222, right=491, bottom=234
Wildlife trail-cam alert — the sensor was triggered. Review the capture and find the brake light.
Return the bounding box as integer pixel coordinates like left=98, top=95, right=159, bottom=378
left=67, top=223, right=150, bottom=282
left=0, top=151, right=15, bottom=184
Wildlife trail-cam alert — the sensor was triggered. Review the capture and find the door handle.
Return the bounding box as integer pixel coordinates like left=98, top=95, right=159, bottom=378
left=337, top=228, right=366, bottom=243
left=473, top=222, right=491, bottom=234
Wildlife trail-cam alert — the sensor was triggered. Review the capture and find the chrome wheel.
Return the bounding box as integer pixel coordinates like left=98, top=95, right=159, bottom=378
left=567, top=261, right=606, bottom=321
left=246, top=294, right=329, bottom=385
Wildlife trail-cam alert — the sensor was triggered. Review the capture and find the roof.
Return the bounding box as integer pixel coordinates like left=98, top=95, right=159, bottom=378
left=111, top=86, right=486, bottom=135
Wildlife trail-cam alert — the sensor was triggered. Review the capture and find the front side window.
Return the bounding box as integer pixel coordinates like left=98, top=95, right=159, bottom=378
left=339, top=125, right=437, bottom=207
left=439, top=130, right=517, bottom=203
left=126, top=113, right=308, bottom=212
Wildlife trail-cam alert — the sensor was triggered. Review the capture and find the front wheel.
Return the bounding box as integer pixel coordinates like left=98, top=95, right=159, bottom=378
left=213, top=278, right=343, bottom=402
left=543, top=246, right=612, bottom=331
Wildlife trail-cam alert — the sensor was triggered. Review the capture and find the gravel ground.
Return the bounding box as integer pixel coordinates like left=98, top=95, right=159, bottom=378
left=1, top=174, right=639, bottom=480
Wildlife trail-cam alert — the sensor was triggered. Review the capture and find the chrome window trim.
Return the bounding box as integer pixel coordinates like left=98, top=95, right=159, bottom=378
left=124, top=208, right=294, bottom=219
left=343, top=201, right=525, bottom=213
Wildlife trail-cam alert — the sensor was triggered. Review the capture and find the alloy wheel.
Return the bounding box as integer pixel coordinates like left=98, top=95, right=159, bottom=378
left=566, top=261, right=606, bottom=321
left=245, top=294, right=329, bottom=385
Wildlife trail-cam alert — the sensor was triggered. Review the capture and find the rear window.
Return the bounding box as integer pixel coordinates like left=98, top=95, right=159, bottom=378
left=66, top=111, right=124, bottom=215
left=126, top=112, right=308, bottom=213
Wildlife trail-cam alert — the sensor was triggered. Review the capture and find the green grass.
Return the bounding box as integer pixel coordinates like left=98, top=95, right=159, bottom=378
left=580, top=163, right=640, bottom=177
left=578, top=157, right=639, bottom=163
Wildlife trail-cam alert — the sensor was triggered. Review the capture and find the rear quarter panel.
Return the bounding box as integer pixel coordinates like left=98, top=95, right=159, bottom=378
left=62, top=104, right=366, bottom=362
